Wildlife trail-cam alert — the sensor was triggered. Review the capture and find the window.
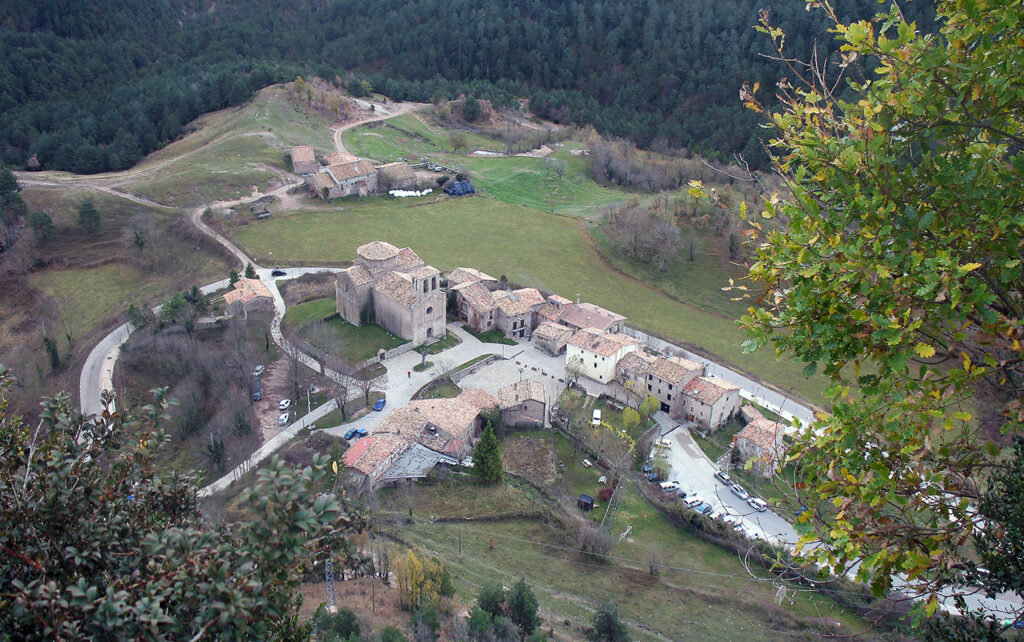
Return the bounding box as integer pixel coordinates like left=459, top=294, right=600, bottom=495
left=647, top=383, right=652, bottom=391
left=647, top=374, right=653, bottom=381
left=426, top=306, right=433, bottom=314
left=668, top=383, right=673, bottom=391
left=667, top=394, right=672, bottom=401
left=594, top=362, right=598, bottom=369
left=432, top=276, right=437, bottom=290
left=423, top=281, right=428, bottom=293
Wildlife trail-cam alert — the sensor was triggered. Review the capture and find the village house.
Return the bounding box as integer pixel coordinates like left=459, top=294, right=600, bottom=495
left=492, top=288, right=545, bottom=339
left=221, top=278, right=274, bottom=317
left=642, top=355, right=704, bottom=418
left=499, top=379, right=547, bottom=427
left=289, top=145, right=318, bottom=174
left=679, top=375, right=741, bottom=431
left=335, top=241, right=446, bottom=346
left=453, top=280, right=497, bottom=334
left=532, top=321, right=575, bottom=356
left=535, top=295, right=626, bottom=334
left=447, top=267, right=499, bottom=290
left=343, top=389, right=499, bottom=490
left=566, top=328, right=640, bottom=384
left=733, top=406, right=789, bottom=477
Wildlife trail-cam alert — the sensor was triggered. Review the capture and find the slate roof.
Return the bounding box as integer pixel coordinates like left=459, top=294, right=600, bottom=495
left=448, top=267, right=498, bottom=286
left=682, top=376, right=739, bottom=405
left=223, top=278, right=273, bottom=306
left=374, top=272, right=417, bottom=306
left=328, top=160, right=377, bottom=182
left=381, top=441, right=453, bottom=480
left=343, top=433, right=410, bottom=478
left=567, top=328, right=639, bottom=357
left=357, top=240, right=400, bottom=261
left=499, top=380, right=546, bottom=409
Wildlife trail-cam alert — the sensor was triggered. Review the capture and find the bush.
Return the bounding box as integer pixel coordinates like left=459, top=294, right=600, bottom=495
left=379, top=626, right=407, bottom=642
left=590, top=601, right=629, bottom=641
left=597, top=486, right=614, bottom=502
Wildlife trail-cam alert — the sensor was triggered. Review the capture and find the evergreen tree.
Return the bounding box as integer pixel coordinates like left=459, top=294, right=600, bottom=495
left=476, top=581, right=506, bottom=618
left=462, top=95, right=481, bottom=122
left=229, top=268, right=239, bottom=285
left=590, top=601, right=629, bottom=641
left=76, top=199, right=100, bottom=234
left=507, top=578, right=540, bottom=636
left=28, top=211, right=54, bottom=240
left=472, top=424, right=502, bottom=484
left=466, top=606, right=492, bottom=639
left=245, top=263, right=257, bottom=279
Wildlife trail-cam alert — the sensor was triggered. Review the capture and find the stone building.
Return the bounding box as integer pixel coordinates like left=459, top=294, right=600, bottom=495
left=290, top=145, right=318, bottom=174
left=376, top=161, right=418, bottom=191
left=499, top=379, right=547, bottom=427
left=733, top=406, right=789, bottom=477
left=453, top=280, right=497, bottom=334
left=642, top=355, right=704, bottom=418
left=679, top=375, right=741, bottom=431
left=532, top=321, right=575, bottom=355
left=535, top=295, right=626, bottom=333
left=492, top=288, right=545, bottom=339
left=222, top=278, right=274, bottom=317
left=335, top=241, right=446, bottom=346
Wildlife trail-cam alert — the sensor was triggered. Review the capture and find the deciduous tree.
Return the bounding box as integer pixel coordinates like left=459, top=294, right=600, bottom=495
left=702, top=0, right=1024, bottom=623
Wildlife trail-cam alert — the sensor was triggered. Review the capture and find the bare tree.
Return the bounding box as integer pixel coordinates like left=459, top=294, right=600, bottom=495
left=565, top=355, right=585, bottom=387
left=355, top=366, right=387, bottom=404
left=329, top=357, right=359, bottom=421
left=301, top=320, right=339, bottom=375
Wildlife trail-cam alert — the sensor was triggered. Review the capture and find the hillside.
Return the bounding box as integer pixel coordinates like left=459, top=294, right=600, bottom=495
left=0, top=0, right=935, bottom=174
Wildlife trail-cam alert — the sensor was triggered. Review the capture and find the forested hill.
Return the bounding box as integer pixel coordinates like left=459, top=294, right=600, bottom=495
left=0, top=0, right=935, bottom=173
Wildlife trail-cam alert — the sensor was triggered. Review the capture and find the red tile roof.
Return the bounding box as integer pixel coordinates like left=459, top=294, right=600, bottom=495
left=567, top=328, right=638, bottom=357
left=682, top=376, right=739, bottom=405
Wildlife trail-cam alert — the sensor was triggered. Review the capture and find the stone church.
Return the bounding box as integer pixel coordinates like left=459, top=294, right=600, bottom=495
left=335, top=241, right=446, bottom=346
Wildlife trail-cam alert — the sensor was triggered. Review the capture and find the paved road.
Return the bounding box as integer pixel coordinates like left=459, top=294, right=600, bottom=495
left=651, top=412, right=798, bottom=546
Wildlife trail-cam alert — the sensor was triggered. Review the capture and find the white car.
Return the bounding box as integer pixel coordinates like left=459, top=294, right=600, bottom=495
left=278, top=412, right=290, bottom=425
left=656, top=438, right=671, bottom=448
left=592, top=409, right=602, bottom=425
left=730, top=484, right=750, bottom=501
left=747, top=497, right=768, bottom=512
left=722, top=515, right=743, bottom=527
left=683, top=495, right=703, bottom=508
left=252, top=365, right=265, bottom=377
left=278, top=399, right=291, bottom=411
left=659, top=481, right=679, bottom=492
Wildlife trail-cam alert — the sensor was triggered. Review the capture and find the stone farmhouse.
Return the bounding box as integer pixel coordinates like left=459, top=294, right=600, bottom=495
left=221, top=278, right=274, bottom=317
left=289, top=145, right=417, bottom=200
left=537, top=296, right=626, bottom=333
left=733, top=406, right=789, bottom=477
left=343, top=389, right=498, bottom=490
left=532, top=321, right=575, bottom=356
left=335, top=241, right=446, bottom=346
left=449, top=267, right=547, bottom=340
left=499, top=379, right=547, bottom=427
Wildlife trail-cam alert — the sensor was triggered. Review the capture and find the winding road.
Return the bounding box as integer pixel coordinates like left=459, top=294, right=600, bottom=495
left=32, top=95, right=1019, bottom=623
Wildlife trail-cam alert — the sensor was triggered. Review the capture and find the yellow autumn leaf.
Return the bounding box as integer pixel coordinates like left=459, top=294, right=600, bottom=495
left=914, top=343, right=936, bottom=358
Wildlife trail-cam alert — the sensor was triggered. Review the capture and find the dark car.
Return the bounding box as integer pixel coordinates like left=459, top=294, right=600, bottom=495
left=373, top=398, right=386, bottom=411
left=713, top=470, right=732, bottom=485
left=642, top=464, right=651, bottom=473
left=271, top=269, right=286, bottom=277
left=344, top=428, right=369, bottom=440
left=647, top=472, right=662, bottom=482
left=696, top=502, right=714, bottom=515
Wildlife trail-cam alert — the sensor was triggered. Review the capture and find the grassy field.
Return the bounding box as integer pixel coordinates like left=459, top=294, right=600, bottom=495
left=389, top=475, right=870, bottom=641
left=282, top=298, right=408, bottom=362
left=126, top=86, right=335, bottom=207
left=227, top=195, right=825, bottom=404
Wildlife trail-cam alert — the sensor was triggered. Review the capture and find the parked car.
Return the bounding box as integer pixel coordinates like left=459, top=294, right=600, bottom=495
left=278, top=399, right=291, bottom=411
left=747, top=497, right=768, bottom=512
left=722, top=515, right=743, bottom=527
left=714, top=470, right=732, bottom=485
left=656, top=438, right=671, bottom=447
left=696, top=502, right=714, bottom=515
left=676, top=488, right=689, bottom=499
left=642, top=464, right=651, bottom=473
left=592, top=409, right=602, bottom=425
left=278, top=412, right=290, bottom=425
left=659, top=481, right=679, bottom=492
left=683, top=495, right=703, bottom=508
left=343, top=428, right=369, bottom=440
left=730, top=484, right=750, bottom=501
left=253, top=389, right=261, bottom=402
left=271, top=268, right=286, bottom=277
left=373, top=398, right=386, bottom=411
left=252, top=365, right=265, bottom=377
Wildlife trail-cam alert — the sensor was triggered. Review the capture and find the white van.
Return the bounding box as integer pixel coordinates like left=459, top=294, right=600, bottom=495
left=592, top=409, right=602, bottom=425
left=747, top=497, right=768, bottom=512
left=659, top=481, right=679, bottom=492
